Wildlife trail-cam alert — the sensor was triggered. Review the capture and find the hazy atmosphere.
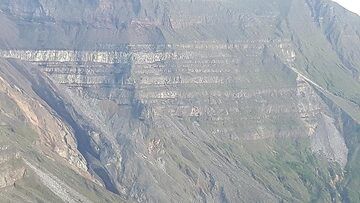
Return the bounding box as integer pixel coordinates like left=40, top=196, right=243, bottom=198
left=333, top=0, right=360, bottom=14
left=0, top=0, right=359, bottom=202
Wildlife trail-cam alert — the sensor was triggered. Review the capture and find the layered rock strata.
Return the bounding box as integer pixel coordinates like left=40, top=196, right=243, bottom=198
left=0, top=39, right=351, bottom=200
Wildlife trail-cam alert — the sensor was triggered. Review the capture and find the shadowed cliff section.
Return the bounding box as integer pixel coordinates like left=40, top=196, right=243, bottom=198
left=0, top=58, right=125, bottom=202
left=6, top=59, right=123, bottom=194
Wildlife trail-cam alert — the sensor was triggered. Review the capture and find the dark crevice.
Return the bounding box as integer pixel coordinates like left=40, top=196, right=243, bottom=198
left=93, top=167, right=119, bottom=194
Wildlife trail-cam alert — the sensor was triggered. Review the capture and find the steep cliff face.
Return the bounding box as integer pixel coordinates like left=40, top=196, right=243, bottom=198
left=0, top=0, right=166, bottom=48
left=0, top=0, right=359, bottom=202
left=307, top=0, right=360, bottom=81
